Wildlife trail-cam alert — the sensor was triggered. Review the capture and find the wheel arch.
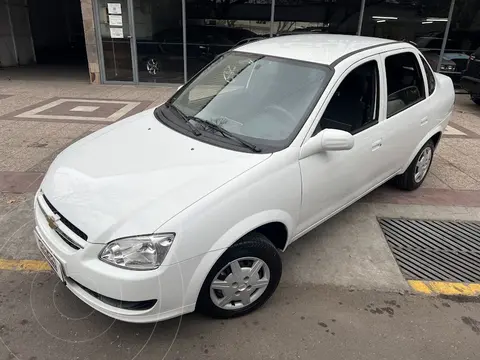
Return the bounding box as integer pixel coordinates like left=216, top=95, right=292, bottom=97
left=400, top=127, right=443, bottom=174
left=183, top=210, right=294, bottom=305
left=430, top=131, right=442, bottom=148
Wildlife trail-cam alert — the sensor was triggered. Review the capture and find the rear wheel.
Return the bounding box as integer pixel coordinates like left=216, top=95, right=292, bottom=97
left=471, top=96, right=480, bottom=106
left=196, top=232, right=282, bottom=319
left=395, top=140, right=434, bottom=191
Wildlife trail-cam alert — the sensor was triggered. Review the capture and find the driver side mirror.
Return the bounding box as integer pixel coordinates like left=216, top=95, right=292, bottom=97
left=299, top=128, right=354, bottom=159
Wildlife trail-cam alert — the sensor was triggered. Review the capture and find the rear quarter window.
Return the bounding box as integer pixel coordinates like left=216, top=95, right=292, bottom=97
left=385, top=51, right=426, bottom=118
left=420, top=56, right=436, bottom=95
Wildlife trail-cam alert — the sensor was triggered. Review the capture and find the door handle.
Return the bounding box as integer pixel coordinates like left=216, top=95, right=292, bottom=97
left=421, top=117, right=428, bottom=126
left=372, top=139, right=382, bottom=151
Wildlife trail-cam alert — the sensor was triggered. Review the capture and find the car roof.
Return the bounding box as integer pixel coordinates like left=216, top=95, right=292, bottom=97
left=235, top=34, right=398, bottom=66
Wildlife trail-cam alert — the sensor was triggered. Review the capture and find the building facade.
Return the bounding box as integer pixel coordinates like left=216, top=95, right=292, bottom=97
left=2, top=0, right=480, bottom=85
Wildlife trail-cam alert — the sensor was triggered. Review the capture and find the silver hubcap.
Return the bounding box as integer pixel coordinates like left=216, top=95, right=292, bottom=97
left=414, top=147, right=432, bottom=183
left=146, top=59, right=159, bottom=75
left=210, top=257, right=270, bottom=310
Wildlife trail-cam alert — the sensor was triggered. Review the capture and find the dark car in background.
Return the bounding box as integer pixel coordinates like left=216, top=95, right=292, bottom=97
left=422, top=50, right=458, bottom=73
left=460, top=47, right=480, bottom=105
left=415, top=36, right=468, bottom=83
left=416, top=30, right=480, bottom=84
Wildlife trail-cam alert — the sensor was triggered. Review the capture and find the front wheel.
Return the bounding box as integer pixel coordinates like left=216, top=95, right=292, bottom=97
left=196, top=232, right=282, bottom=319
left=394, top=140, right=435, bottom=191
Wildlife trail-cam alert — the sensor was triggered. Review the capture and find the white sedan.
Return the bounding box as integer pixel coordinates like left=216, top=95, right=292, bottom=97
left=34, top=34, right=454, bottom=323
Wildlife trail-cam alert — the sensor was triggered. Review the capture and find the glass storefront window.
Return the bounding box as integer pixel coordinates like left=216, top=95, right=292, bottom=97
left=95, top=0, right=477, bottom=86
left=271, top=0, right=362, bottom=36
left=185, top=0, right=273, bottom=80
left=444, top=1, right=480, bottom=81
left=132, top=0, right=183, bottom=83
left=359, top=1, right=459, bottom=81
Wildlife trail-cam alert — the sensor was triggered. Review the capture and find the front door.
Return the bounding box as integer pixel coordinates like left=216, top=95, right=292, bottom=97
left=96, top=0, right=136, bottom=82
left=296, top=57, right=386, bottom=235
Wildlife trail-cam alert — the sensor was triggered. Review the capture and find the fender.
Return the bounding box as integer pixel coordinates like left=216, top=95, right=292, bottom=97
left=399, top=117, right=449, bottom=174
left=209, top=209, right=294, bottom=252
left=182, top=209, right=295, bottom=305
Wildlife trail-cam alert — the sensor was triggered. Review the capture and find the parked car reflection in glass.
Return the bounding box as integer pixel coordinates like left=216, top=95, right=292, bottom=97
left=136, top=25, right=258, bottom=83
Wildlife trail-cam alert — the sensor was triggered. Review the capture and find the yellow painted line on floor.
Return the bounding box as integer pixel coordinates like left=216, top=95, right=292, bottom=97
left=408, top=280, right=480, bottom=296
left=0, top=259, right=51, bottom=272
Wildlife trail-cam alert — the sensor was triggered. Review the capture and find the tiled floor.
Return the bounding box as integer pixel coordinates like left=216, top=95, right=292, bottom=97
left=0, top=81, right=175, bottom=187
left=1, top=98, right=151, bottom=124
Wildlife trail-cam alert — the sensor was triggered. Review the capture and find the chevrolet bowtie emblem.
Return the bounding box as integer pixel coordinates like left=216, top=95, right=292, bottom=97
left=46, top=214, right=60, bottom=230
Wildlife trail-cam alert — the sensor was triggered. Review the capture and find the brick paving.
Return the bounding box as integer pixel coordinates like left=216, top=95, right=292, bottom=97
left=1, top=77, right=480, bottom=206
left=0, top=97, right=152, bottom=124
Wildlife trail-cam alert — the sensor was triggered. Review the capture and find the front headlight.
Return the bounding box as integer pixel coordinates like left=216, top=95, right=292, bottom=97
left=99, top=234, right=175, bottom=270
left=440, top=65, right=446, bottom=71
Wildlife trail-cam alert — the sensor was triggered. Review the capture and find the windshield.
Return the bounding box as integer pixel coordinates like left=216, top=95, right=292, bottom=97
left=167, top=51, right=331, bottom=152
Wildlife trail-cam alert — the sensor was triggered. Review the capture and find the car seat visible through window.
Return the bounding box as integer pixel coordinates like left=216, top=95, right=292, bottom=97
left=321, top=72, right=367, bottom=133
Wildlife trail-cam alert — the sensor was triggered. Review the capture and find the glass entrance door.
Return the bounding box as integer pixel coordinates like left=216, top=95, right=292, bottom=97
left=132, top=0, right=184, bottom=83
left=96, top=0, right=135, bottom=82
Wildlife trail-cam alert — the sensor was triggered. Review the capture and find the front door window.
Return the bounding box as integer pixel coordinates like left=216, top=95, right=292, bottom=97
left=314, top=60, right=379, bottom=135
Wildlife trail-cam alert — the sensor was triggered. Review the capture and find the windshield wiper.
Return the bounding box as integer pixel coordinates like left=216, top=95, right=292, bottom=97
left=165, top=103, right=201, bottom=136
left=189, top=117, right=261, bottom=153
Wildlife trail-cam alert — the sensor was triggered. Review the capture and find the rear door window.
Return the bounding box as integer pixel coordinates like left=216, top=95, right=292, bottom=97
left=420, top=57, right=436, bottom=95
left=385, top=52, right=426, bottom=118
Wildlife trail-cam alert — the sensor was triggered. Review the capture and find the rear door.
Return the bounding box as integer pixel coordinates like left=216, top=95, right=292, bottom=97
left=379, top=49, right=429, bottom=173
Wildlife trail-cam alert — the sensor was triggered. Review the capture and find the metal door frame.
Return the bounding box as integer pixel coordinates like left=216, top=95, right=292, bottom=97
left=93, top=0, right=138, bottom=84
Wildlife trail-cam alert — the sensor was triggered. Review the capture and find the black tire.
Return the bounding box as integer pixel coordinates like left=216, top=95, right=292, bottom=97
left=472, top=96, right=480, bottom=106
left=394, top=140, right=435, bottom=191
left=196, top=232, right=282, bottom=319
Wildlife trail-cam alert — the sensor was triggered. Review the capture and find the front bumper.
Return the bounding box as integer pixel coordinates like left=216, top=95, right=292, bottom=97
left=34, top=192, right=197, bottom=323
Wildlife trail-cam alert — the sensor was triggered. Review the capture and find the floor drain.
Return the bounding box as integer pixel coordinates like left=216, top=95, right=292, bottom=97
left=378, top=218, right=480, bottom=282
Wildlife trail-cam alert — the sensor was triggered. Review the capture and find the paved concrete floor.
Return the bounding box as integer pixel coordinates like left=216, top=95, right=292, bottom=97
left=0, top=271, right=479, bottom=360
left=1, top=78, right=480, bottom=359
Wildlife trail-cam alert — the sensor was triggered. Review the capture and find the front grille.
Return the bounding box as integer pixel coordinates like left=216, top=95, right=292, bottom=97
left=55, top=227, right=82, bottom=250
left=43, top=195, right=88, bottom=241
left=70, top=278, right=157, bottom=311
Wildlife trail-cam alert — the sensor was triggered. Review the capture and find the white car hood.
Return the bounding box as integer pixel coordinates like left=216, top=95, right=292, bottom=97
left=41, top=109, right=270, bottom=243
